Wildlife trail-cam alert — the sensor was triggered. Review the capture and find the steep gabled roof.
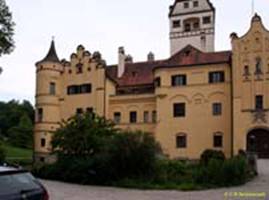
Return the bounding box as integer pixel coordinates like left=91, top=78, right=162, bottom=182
left=106, top=45, right=231, bottom=89
left=37, top=40, right=60, bottom=64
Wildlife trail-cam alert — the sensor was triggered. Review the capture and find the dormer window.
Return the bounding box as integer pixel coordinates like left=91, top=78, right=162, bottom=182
left=184, top=2, right=189, bottom=8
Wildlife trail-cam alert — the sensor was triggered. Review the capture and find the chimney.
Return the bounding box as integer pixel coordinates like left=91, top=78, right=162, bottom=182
left=125, top=54, right=133, bottom=63
left=118, top=46, right=125, bottom=77
left=147, top=52, right=155, bottom=62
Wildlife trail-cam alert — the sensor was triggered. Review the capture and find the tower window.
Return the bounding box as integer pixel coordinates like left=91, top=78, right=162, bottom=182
left=176, top=134, right=187, bottom=148
left=37, top=108, right=43, bottom=122
left=172, top=75, right=187, bottom=86
left=173, top=103, right=186, bottom=117
left=193, top=1, right=199, bottom=7
left=209, top=71, right=225, bottom=83
left=193, top=22, right=199, bottom=29
left=130, top=111, right=137, bottom=123
left=49, top=82, right=56, bottom=95
left=41, top=138, right=46, bottom=147
left=173, top=20, right=181, bottom=28
left=184, top=2, right=189, bottom=8
left=213, top=133, right=223, bottom=148
left=255, top=95, right=263, bottom=110
left=213, top=103, right=222, bottom=116
left=203, top=16, right=211, bottom=24
left=154, top=77, right=161, bottom=87
left=114, top=112, right=121, bottom=124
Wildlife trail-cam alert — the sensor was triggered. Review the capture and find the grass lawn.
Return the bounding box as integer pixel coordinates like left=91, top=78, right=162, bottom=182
left=3, top=144, right=33, bottom=160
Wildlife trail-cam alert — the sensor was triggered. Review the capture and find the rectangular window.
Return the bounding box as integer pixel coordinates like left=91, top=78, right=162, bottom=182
left=255, top=95, right=263, bottom=110
left=76, top=108, right=83, bottom=115
left=154, top=77, right=161, bottom=87
left=86, top=107, right=93, bottom=113
left=184, top=23, right=191, bottom=32
left=80, top=84, right=92, bottom=94
left=184, top=2, right=189, bottom=8
left=152, top=110, right=157, bottom=123
left=144, top=111, right=149, bottom=123
left=209, top=71, right=225, bottom=83
left=172, top=75, right=187, bottom=86
left=114, top=112, right=121, bottom=124
left=41, top=138, right=46, bottom=147
left=213, top=103, right=222, bottom=116
left=67, top=85, right=79, bottom=95
left=173, top=103, right=186, bottom=117
left=172, top=20, right=181, bottom=28
left=193, top=1, right=199, bottom=7
left=203, top=16, right=211, bottom=24
left=176, top=135, right=187, bottom=148
left=130, top=111, right=137, bottom=123
left=214, top=134, right=223, bottom=148
left=49, top=82, right=56, bottom=95
left=37, top=108, right=43, bottom=122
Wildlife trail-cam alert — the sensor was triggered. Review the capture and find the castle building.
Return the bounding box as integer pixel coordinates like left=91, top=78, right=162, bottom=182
left=35, top=0, right=269, bottom=163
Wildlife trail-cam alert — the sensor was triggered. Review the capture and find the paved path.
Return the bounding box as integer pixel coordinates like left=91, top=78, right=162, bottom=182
left=42, top=160, right=269, bottom=200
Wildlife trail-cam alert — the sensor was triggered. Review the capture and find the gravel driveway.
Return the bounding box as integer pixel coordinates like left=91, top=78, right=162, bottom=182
left=41, top=160, right=269, bottom=200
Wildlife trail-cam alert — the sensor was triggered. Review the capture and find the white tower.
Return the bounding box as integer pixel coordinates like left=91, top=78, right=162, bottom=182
left=169, top=0, right=215, bottom=55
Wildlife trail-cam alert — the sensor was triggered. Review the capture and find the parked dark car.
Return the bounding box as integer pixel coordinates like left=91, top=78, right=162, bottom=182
left=0, top=165, right=49, bottom=200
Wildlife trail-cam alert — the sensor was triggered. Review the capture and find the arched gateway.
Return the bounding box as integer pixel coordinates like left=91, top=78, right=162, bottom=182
left=247, top=128, right=269, bottom=158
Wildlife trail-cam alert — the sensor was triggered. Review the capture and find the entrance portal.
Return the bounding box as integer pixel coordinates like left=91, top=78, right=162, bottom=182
left=247, top=128, right=269, bottom=158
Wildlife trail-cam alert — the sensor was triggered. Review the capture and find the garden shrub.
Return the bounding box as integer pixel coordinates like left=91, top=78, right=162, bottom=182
left=200, top=149, right=225, bottom=165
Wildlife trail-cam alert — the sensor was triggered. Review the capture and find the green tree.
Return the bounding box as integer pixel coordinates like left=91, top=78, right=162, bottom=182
left=8, top=114, right=33, bottom=149
left=0, top=141, right=6, bottom=162
left=51, top=113, right=118, bottom=157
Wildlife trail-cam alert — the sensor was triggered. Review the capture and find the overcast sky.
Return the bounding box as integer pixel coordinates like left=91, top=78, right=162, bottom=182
left=0, top=0, right=268, bottom=104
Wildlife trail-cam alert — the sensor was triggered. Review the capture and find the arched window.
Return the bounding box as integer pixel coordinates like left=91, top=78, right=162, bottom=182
left=176, top=133, right=187, bottom=148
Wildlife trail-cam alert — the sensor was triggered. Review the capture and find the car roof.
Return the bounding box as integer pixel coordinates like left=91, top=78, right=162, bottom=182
left=0, top=164, right=27, bottom=175
left=0, top=166, right=18, bottom=172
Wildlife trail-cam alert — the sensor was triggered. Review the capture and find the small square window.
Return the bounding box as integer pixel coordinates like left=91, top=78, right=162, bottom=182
left=130, top=111, right=137, bottom=123
left=76, top=108, right=83, bottom=115
left=193, top=1, right=199, bottom=7
left=176, top=135, right=187, bottom=148
left=172, top=75, right=187, bottom=86
left=114, top=112, right=121, bottom=124
left=203, top=16, right=211, bottom=24
left=209, top=71, right=225, bottom=83
left=214, top=134, right=223, bottom=148
left=174, top=103, right=186, bottom=117
left=213, top=103, right=222, bottom=116
left=184, top=2, right=189, bottom=8
left=173, top=20, right=181, bottom=28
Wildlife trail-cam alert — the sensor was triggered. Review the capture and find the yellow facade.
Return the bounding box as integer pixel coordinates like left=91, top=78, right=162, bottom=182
left=34, top=12, right=269, bottom=162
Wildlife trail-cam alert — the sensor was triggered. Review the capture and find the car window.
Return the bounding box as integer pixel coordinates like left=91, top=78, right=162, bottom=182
left=0, top=172, right=41, bottom=195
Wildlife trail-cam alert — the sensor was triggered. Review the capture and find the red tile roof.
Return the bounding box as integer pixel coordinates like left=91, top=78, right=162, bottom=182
left=106, top=45, right=231, bottom=89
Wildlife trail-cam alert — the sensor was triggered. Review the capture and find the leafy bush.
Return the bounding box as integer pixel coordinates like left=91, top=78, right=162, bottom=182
left=0, top=142, right=5, bottom=163
left=200, top=149, right=225, bottom=165
left=108, top=131, right=161, bottom=180
left=193, top=155, right=249, bottom=187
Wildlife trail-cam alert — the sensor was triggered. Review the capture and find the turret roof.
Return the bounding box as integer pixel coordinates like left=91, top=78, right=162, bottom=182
left=38, top=40, right=60, bottom=64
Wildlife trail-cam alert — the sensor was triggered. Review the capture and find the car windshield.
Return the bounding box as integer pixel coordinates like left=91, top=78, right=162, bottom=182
left=0, top=172, right=40, bottom=195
